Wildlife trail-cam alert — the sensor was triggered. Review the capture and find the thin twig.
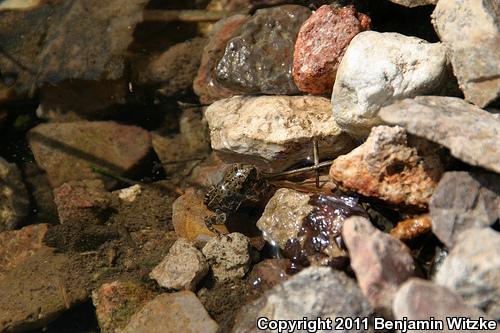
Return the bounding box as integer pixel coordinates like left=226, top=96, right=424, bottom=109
left=263, top=160, right=334, bottom=179
left=313, top=139, right=320, bottom=188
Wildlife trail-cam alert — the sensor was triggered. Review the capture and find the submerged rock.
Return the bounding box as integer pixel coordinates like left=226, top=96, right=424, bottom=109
left=0, top=157, right=29, bottom=232
left=432, top=0, right=500, bottom=107
left=215, top=5, right=311, bottom=95
left=205, top=95, right=356, bottom=171
left=331, top=31, right=449, bottom=137
left=379, top=96, right=500, bottom=174
left=293, top=5, right=371, bottom=95
left=330, top=126, right=444, bottom=208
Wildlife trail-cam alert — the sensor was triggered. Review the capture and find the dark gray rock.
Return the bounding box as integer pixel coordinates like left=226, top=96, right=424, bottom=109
left=0, top=157, right=29, bottom=232
left=215, top=5, right=310, bottom=95
left=430, top=171, right=500, bottom=247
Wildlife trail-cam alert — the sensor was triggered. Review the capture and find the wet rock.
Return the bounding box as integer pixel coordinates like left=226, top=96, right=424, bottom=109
left=430, top=171, right=500, bottom=247
left=330, top=126, right=443, bottom=208
left=379, top=96, right=500, bottom=174
left=205, top=95, right=356, bottom=171
left=432, top=0, right=500, bottom=107
left=134, top=38, right=207, bottom=98
left=343, top=216, right=415, bottom=315
left=0, top=157, right=29, bottom=231
left=53, top=179, right=111, bottom=224
left=202, top=232, right=252, bottom=281
left=388, top=0, right=437, bottom=7
left=293, top=5, right=371, bottom=95
left=150, top=238, right=209, bottom=291
left=92, top=280, right=156, bottom=333
left=172, top=188, right=228, bottom=242
left=332, top=31, right=449, bottom=137
left=246, top=259, right=291, bottom=300
left=28, top=121, right=152, bottom=188
left=122, top=291, right=218, bottom=333
left=394, top=278, right=493, bottom=328
left=215, top=5, right=311, bottom=95
left=390, top=214, right=432, bottom=241
left=434, top=228, right=500, bottom=318
left=194, top=15, right=250, bottom=105
left=186, top=153, right=231, bottom=190
left=233, top=267, right=373, bottom=333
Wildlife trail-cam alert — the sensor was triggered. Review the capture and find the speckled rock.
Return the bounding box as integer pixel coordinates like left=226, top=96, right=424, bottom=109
left=332, top=31, right=448, bottom=137
left=430, top=171, right=500, bottom=248
left=343, top=216, right=415, bottom=315
left=432, top=0, right=500, bottom=107
left=202, top=232, right=251, bottom=281
left=215, top=5, right=311, bottom=95
left=393, top=279, right=493, bottom=327
left=194, top=15, right=250, bottom=105
left=330, top=126, right=444, bottom=208
left=388, top=0, right=437, bottom=7
left=28, top=121, right=152, bottom=188
left=205, top=95, right=356, bottom=171
left=92, top=280, right=156, bottom=333
left=293, top=5, right=371, bottom=95
left=379, top=96, right=500, bottom=174
left=0, top=157, right=29, bottom=232
left=434, top=228, right=500, bottom=318
left=121, top=291, right=219, bottom=333
left=150, top=238, right=209, bottom=291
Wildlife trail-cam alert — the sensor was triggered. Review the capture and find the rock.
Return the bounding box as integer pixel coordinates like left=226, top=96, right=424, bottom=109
left=233, top=267, right=373, bottom=333
left=215, top=5, right=311, bottom=95
left=117, top=184, right=142, bottom=203
left=342, top=216, right=415, bottom=315
left=330, top=126, right=444, bottom=208
left=432, top=0, right=500, bottom=107
left=121, top=291, right=219, bottom=333
left=134, top=38, right=207, bottom=98
left=205, top=95, right=356, bottom=171
left=293, top=5, right=371, bottom=95
left=390, top=214, right=432, bottom=241
left=92, top=280, right=156, bottom=333
left=379, top=96, right=500, bottom=174
left=202, top=232, right=251, bottom=281
left=388, top=0, right=437, bottom=7
left=28, top=121, right=152, bottom=188
left=430, top=171, right=500, bottom=247
left=194, top=15, right=250, bottom=105
left=53, top=179, right=111, bottom=224
left=150, top=238, right=209, bottom=291
left=0, top=157, right=29, bottom=231
left=434, top=228, right=500, bottom=318
left=331, top=31, right=449, bottom=137
left=186, top=152, right=231, bottom=190
left=246, top=259, right=291, bottom=300
left=172, top=188, right=228, bottom=242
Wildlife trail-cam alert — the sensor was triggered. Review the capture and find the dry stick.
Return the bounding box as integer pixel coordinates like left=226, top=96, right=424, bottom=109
left=142, top=9, right=246, bottom=23
left=262, top=160, right=334, bottom=179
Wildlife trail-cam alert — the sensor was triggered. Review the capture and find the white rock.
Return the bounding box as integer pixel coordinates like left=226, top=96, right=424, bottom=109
left=117, top=184, right=142, bottom=203
left=150, top=238, right=209, bottom=291
left=331, top=31, right=448, bottom=137
left=205, top=95, right=356, bottom=171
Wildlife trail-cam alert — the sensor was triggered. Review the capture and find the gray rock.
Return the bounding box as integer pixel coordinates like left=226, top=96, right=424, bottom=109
left=379, top=96, right=500, bottom=174
left=430, top=171, right=500, bottom=247
left=205, top=95, right=356, bottom=171
left=232, top=267, right=373, bottom=333
left=150, top=238, right=209, bottom=291
left=0, top=157, right=29, bottom=232
left=388, top=0, right=437, bottom=6
left=122, top=291, right=219, bottom=333
left=215, top=5, right=310, bottom=95
left=393, top=278, right=494, bottom=332
left=202, top=232, right=252, bottom=281
left=434, top=228, right=500, bottom=318
left=331, top=31, right=449, bottom=138
left=342, top=216, right=415, bottom=316
left=432, top=0, right=500, bottom=107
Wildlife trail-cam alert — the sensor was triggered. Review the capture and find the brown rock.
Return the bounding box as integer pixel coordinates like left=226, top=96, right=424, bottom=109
left=122, top=291, right=219, bottom=333
left=343, top=216, right=415, bottom=315
left=0, top=157, right=30, bottom=232
left=390, top=214, right=432, bottom=241
left=293, top=5, right=371, bottom=95
left=28, top=121, right=152, bottom=188
left=330, top=125, right=443, bottom=208
left=92, top=280, right=156, bottom=333
left=193, top=15, right=250, bottom=105
left=246, top=259, right=291, bottom=300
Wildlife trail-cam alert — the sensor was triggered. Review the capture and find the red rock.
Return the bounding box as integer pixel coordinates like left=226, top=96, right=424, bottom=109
left=293, top=5, right=371, bottom=95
